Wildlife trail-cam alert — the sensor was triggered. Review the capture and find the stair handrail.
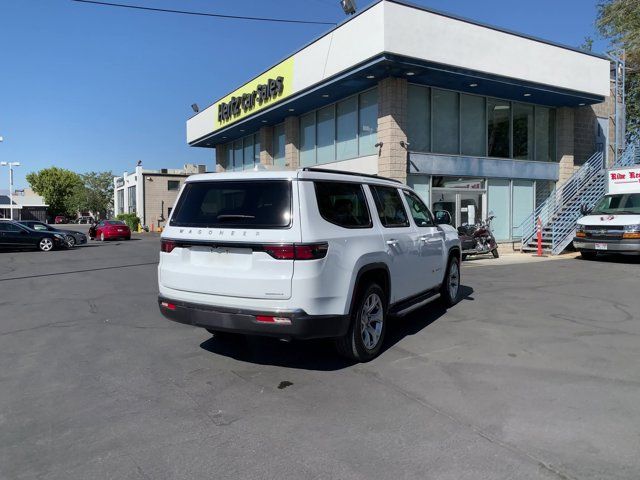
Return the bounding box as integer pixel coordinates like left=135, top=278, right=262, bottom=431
left=519, top=150, right=605, bottom=248
left=549, top=142, right=639, bottom=255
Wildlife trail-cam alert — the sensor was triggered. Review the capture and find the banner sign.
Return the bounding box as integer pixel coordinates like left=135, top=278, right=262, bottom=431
left=213, top=57, right=294, bottom=132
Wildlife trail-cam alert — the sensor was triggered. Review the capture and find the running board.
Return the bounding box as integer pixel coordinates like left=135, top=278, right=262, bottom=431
left=389, top=287, right=441, bottom=317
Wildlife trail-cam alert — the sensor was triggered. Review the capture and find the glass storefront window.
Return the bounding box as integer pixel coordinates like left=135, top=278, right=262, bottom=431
left=512, top=180, right=534, bottom=238
left=487, top=179, right=510, bottom=241
left=461, top=94, right=486, bottom=156
left=300, top=112, right=316, bottom=167
left=317, top=105, right=335, bottom=164
left=407, top=85, right=431, bottom=153
left=513, top=103, right=534, bottom=160
left=535, top=106, right=556, bottom=162
left=273, top=123, right=285, bottom=167
left=336, top=96, right=358, bottom=160
left=223, top=145, right=233, bottom=170
left=243, top=135, right=254, bottom=170
left=233, top=140, right=243, bottom=171
left=488, top=99, right=511, bottom=158
left=358, top=89, right=378, bottom=156
left=254, top=134, right=260, bottom=165
left=432, top=89, right=459, bottom=154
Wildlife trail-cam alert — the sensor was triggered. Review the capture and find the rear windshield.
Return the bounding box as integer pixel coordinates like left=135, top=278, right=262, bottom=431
left=106, top=221, right=125, bottom=226
left=170, top=180, right=292, bottom=229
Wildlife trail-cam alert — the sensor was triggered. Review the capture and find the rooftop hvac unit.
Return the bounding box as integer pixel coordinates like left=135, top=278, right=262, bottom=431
left=161, top=168, right=168, bottom=174
left=198, top=164, right=206, bottom=174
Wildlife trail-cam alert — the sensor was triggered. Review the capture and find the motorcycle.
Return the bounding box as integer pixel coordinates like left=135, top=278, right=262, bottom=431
left=457, top=213, right=499, bottom=260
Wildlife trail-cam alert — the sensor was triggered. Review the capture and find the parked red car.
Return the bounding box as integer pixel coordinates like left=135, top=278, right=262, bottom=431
left=89, top=220, right=131, bottom=241
left=54, top=215, right=68, bottom=224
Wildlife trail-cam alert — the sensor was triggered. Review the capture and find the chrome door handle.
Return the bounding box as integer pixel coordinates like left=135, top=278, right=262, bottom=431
left=386, top=239, right=399, bottom=246
left=419, top=235, right=429, bottom=242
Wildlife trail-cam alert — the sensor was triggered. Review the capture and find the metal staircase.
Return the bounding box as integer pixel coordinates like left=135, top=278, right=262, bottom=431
left=519, top=143, right=639, bottom=255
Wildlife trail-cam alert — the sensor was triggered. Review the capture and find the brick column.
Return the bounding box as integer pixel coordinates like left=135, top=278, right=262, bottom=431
left=259, top=126, right=274, bottom=165
left=556, top=107, right=575, bottom=186
left=284, top=116, right=299, bottom=169
left=215, top=143, right=228, bottom=172
left=377, top=77, right=408, bottom=183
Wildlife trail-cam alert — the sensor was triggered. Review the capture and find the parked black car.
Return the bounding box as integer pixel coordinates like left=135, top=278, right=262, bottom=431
left=0, top=220, right=68, bottom=252
left=19, top=220, right=87, bottom=247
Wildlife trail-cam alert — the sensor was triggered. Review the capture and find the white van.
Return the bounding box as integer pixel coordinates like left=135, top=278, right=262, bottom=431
left=574, top=165, right=640, bottom=259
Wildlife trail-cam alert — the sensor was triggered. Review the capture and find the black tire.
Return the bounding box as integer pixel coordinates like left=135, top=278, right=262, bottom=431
left=336, top=283, right=387, bottom=362
left=440, top=255, right=461, bottom=307
left=492, top=248, right=499, bottom=258
left=580, top=251, right=597, bottom=260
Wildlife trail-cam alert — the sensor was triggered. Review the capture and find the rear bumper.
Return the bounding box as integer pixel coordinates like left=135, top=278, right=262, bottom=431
left=573, top=238, right=640, bottom=253
left=158, top=296, right=350, bottom=340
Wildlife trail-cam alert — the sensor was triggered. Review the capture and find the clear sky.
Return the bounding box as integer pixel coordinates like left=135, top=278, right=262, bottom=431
left=0, top=0, right=609, bottom=189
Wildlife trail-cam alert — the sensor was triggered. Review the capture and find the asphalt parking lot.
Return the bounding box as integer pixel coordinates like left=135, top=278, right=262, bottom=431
left=1, top=235, right=639, bottom=480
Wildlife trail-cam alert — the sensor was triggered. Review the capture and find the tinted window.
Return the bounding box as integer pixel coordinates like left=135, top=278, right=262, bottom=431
left=403, top=190, right=434, bottom=227
left=170, top=180, right=292, bottom=229
left=314, top=182, right=372, bottom=228
left=371, top=186, right=409, bottom=228
left=168, top=180, right=180, bottom=191
left=106, top=221, right=125, bottom=226
left=0, top=222, right=21, bottom=232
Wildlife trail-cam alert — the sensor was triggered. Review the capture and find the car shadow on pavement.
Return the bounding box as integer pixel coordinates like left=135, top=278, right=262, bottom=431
left=199, top=285, right=474, bottom=371
left=577, top=254, right=640, bottom=264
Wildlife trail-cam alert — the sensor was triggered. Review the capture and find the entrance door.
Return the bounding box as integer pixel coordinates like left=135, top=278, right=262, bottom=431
left=432, top=190, right=485, bottom=227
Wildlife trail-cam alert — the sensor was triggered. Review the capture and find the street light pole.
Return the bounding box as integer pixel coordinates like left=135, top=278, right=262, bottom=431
left=0, top=161, right=21, bottom=221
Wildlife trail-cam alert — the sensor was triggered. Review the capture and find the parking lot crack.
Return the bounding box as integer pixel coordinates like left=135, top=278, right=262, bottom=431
left=352, top=366, right=579, bottom=480
left=0, top=320, right=78, bottom=337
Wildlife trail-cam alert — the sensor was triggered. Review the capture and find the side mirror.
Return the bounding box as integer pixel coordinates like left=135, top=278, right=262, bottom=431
left=580, top=204, right=592, bottom=216
left=434, top=210, right=452, bottom=225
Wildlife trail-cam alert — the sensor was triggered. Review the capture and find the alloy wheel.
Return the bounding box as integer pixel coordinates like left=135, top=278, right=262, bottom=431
left=66, top=235, right=75, bottom=247
left=39, top=238, right=53, bottom=252
left=448, top=260, right=460, bottom=300
left=360, top=292, right=384, bottom=350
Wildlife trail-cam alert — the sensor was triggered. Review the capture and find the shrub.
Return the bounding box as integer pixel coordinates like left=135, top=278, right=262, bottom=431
left=116, top=213, right=140, bottom=232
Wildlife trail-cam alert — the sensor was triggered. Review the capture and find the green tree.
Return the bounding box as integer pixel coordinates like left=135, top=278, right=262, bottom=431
left=597, top=0, right=640, bottom=140
left=26, top=167, right=83, bottom=216
left=81, top=171, right=114, bottom=217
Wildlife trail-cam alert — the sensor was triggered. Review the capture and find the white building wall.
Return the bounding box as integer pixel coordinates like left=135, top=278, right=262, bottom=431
left=382, top=1, right=610, bottom=98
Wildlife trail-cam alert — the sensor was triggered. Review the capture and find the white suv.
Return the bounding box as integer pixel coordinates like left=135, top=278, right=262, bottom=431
left=158, top=168, right=461, bottom=361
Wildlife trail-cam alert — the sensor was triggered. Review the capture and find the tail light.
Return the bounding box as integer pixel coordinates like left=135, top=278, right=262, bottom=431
left=160, top=301, right=176, bottom=311
left=263, top=243, right=328, bottom=260
left=161, top=239, right=176, bottom=253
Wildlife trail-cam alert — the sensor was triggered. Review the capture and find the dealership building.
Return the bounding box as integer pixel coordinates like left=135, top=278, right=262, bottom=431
left=186, top=0, right=616, bottom=241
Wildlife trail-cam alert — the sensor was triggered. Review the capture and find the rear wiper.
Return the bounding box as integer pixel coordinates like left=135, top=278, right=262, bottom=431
left=216, top=214, right=256, bottom=220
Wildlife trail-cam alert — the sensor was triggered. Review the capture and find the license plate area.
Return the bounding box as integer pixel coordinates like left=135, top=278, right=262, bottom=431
left=595, top=243, right=608, bottom=251
left=189, top=245, right=252, bottom=268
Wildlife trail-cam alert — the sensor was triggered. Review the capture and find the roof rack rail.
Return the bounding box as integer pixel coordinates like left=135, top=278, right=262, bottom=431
left=300, top=167, right=403, bottom=184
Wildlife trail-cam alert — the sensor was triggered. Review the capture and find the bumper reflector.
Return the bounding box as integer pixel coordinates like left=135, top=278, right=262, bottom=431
left=161, top=301, right=176, bottom=311
left=255, top=315, right=292, bottom=325
left=622, top=232, right=640, bottom=239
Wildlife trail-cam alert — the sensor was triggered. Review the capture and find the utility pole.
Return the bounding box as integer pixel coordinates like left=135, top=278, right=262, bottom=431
left=1, top=158, right=21, bottom=221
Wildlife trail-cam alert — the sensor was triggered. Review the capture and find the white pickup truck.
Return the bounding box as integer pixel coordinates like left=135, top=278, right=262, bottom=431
left=574, top=165, right=640, bottom=259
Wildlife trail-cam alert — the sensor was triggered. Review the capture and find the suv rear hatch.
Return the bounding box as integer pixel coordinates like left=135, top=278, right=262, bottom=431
left=159, top=177, right=301, bottom=300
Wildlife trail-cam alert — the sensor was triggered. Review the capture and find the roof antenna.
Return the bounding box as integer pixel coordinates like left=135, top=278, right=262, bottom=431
left=341, top=0, right=356, bottom=15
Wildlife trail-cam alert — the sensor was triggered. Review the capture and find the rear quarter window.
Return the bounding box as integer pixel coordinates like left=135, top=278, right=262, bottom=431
left=170, top=180, right=292, bottom=229
left=314, top=181, right=372, bottom=228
